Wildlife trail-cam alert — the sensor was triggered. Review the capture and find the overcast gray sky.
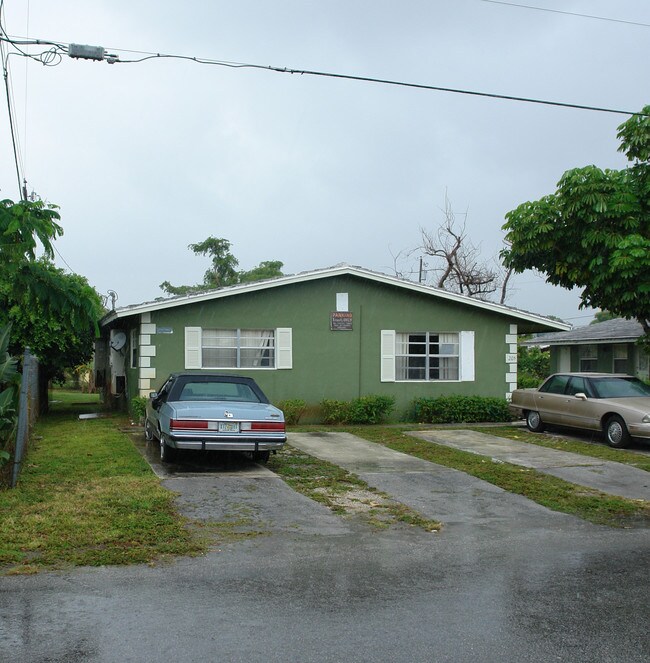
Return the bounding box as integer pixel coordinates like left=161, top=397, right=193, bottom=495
left=1, top=0, right=648, bottom=324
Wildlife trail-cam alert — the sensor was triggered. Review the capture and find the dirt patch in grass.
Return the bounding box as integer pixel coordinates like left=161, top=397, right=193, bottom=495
left=268, top=445, right=441, bottom=532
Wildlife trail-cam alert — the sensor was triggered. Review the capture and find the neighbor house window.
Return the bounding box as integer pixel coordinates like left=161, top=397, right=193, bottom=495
left=579, top=345, right=597, bottom=372
left=201, top=329, right=275, bottom=368
left=395, top=332, right=459, bottom=381
left=613, top=345, right=628, bottom=373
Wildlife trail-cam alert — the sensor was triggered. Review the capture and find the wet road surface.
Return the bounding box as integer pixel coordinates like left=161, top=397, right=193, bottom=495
left=1, top=431, right=649, bottom=662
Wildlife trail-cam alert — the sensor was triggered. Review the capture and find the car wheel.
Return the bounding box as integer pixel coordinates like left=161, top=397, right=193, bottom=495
left=253, top=450, right=270, bottom=464
left=605, top=415, right=631, bottom=449
left=526, top=410, right=545, bottom=433
left=160, top=436, right=176, bottom=463
left=144, top=418, right=155, bottom=441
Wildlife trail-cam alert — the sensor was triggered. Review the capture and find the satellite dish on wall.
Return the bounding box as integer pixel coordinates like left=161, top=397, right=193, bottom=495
left=110, top=331, right=127, bottom=351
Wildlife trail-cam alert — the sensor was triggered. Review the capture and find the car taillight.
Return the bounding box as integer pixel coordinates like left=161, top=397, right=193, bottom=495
left=250, top=422, right=285, bottom=432
left=170, top=419, right=208, bottom=430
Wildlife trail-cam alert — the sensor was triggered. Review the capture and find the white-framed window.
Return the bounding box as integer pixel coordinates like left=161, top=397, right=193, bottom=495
left=579, top=344, right=597, bottom=372
left=613, top=345, right=628, bottom=373
left=202, top=329, right=275, bottom=368
left=382, top=330, right=474, bottom=382
left=395, top=332, right=460, bottom=381
left=185, top=327, right=292, bottom=370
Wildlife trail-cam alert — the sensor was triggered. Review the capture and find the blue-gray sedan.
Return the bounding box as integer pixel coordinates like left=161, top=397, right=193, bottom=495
left=144, top=373, right=286, bottom=463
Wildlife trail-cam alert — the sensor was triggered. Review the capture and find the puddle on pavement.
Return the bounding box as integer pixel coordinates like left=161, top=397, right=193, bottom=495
left=128, top=428, right=272, bottom=476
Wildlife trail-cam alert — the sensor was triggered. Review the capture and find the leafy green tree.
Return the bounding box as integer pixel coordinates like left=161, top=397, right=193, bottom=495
left=501, top=105, right=650, bottom=339
left=160, top=236, right=284, bottom=295
left=517, top=344, right=550, bottom=388
left=238, top=260, right=285, bottom=284
left=0, top=324, right=19, bottom=468
left=5, top=259, right=102, bottom=383
left=590, top=310, right=617, bottom=324
left=0, top=199, right=103, bottom=410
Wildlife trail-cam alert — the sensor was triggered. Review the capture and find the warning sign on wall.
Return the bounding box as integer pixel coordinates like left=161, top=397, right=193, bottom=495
left=330, top=311, right=353, bottom=331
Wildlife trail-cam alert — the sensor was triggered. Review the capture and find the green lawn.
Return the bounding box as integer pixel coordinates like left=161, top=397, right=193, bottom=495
left=0, top=392, right=206, bottom=575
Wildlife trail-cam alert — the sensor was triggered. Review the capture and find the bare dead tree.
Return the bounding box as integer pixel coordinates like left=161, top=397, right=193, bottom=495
left=388, top=194, right=514, bottom=302
left=418, top=195, right=503, bottom=300
left=499, top=265, right=514, bottom=304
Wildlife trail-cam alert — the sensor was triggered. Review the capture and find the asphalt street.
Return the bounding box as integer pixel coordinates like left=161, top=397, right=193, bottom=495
left=1, top=432, right=649, bottom=663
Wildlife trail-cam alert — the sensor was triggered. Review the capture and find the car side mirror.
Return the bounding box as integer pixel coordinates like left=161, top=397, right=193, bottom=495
left=574, top=392, right=588, bottom=401
left=150, top=392, right=162, bottom=410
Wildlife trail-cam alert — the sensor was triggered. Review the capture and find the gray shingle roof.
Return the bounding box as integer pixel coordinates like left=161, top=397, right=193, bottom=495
left=524, top=318, right=644, bottom=346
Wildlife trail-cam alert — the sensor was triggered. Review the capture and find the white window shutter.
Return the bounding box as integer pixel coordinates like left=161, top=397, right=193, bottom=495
left=460, top=330, right=475, bottom=382
left=276, top=328, right=293, bottom=369
left=380, top=330, right=396, bottom=382
left=184, top=327, right=202, bottom=369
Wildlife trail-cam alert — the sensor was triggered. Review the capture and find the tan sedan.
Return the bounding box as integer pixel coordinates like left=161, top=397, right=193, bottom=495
left=510, top=373, right=650, bottom=448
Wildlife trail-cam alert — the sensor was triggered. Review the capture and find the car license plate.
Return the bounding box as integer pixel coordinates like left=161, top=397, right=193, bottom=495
left=218, top=422, right=239, bottom=433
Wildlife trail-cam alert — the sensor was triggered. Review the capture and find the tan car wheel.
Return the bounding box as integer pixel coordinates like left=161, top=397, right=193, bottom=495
left=526, top=410, right=545, bottom=433
left=605, top=415, right=631, bottom=449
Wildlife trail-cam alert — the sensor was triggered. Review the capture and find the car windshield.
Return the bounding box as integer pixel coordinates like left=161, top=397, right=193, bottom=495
left=590, top=377, right=650, bottom=399
left=177, top=381, right=261, bottom=403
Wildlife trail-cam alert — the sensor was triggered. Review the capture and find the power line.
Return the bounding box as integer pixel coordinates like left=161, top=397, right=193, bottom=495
left=109, top=47, right=644, bottom=116
left=0, top=34, right=646, bottom=118
left=0, top=17, right=24, bottom=198
left=53, top=243, right=74, bottom=273
left=480, top=0, right=650, bottom=28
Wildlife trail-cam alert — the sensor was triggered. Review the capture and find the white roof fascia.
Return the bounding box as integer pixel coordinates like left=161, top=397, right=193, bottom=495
left=525, top=337, right=639, bottom=347
left=101, top=265, right=570, bottom=330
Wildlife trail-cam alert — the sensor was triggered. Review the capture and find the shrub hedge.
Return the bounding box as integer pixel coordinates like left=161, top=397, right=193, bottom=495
left=130, top=396, right=147, bottom=422
left=411, top=395, right=512, bottom=424
left=277, top=399, right=307, bottom=425
left=321, top=395, right=395, bottom=425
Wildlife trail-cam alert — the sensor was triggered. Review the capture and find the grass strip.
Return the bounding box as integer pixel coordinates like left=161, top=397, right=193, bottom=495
left=268, top=445, right=441, bottom=531
left=341, top=426, right=650, bottom=528
left=466, top=425, right=650, bottom=472
left=0, top=395, right=206, bottom=575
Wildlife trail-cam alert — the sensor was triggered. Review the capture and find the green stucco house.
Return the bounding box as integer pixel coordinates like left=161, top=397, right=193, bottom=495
left=97, top=265, right=568, bottom=419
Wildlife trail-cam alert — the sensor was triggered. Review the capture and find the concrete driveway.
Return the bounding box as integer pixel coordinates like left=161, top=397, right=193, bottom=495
left=407, top=429, right=650, bottom=501
left=288, top=432, right=594, bottom=538
left=2, top=430, right=649, bottom=662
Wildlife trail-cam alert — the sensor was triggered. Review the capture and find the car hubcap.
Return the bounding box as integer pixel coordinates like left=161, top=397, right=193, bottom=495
left=529, top=412, right=539, bottom=428
left=609, top=422, right=622, bottom=444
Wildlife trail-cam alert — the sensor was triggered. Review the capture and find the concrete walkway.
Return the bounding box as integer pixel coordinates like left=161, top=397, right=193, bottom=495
left=288, top=431, right=595, bottom=536
left=408, top=429, right=650, bottom=501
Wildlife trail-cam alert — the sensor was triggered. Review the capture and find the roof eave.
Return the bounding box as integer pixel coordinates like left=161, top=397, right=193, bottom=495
left=100, top=265, right=571, bottom=331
